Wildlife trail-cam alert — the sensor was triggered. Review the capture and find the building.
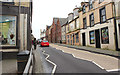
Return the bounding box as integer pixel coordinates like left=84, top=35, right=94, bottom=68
left=61, top=20, right=68, bottom=44
left=66, top=7, right=80, bottom=45
left=79, top=0, right=119, bottom=50
left=45, top=25, right=51, bottom=41
left=40, top=29, right=46, bottom=40
left=51, top=17, right=67, bottom=43
left=114, top=0, right=120, bottom=50
left=0, top=0, right=32, bottom=73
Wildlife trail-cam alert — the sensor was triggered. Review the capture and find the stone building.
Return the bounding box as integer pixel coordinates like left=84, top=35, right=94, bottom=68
left=66, top=7, right=80, bottom=45
left=79, top=0, right=119, bottom=50
left=0, top=0, right=32, bottom=73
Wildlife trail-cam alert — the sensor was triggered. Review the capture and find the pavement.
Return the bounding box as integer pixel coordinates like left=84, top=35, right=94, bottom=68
left=54, top=43, right=120, bottom=58
left=32, top=45, right=53, bottom=74
left=50, top=44, right=120, bottom=71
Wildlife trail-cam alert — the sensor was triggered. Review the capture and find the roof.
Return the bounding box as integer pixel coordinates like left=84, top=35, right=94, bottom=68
left=59, top=18, right=68, bottom=26
left=47, top=25, right=51, bottom=30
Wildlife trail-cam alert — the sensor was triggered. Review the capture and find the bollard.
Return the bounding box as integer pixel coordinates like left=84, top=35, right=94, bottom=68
left=17, top=50, right=30, bottom=74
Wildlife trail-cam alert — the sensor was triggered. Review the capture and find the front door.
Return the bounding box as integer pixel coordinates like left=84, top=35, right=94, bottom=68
left=82, top=33, right=86, bottom=46
left=73, top=34, right=75, bottom=45
left=95, top=29, right=101, bottom=48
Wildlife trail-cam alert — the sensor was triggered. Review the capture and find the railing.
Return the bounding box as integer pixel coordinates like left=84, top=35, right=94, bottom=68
left=23, top=48, right=34, bottom=75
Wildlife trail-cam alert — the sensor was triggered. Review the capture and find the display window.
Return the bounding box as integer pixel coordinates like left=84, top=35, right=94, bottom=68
left=101, top=27, right=109, bottom=44
left=0, top=15, right=16, bottom=46
left=89, top=31, right=95, bottom=44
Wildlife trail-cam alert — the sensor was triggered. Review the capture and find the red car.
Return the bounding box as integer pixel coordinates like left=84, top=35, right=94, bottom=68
left=40, top=40, right=49, bottom=47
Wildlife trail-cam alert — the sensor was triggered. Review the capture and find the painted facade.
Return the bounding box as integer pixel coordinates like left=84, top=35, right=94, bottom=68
left=66, top=8, right=80, bottom=46
left=79, top=0, right=118, bottom=50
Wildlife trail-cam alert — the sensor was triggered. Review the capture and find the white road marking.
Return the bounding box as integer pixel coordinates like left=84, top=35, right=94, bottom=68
left=53, top=47, right=106, bottom=70
left=92, top=61, right=105, bottom=70
left=42, top=51, right=57, bottom=75
left=50, top=45, right=120, bottom=72
left=107, top=69, right=120, bottom=72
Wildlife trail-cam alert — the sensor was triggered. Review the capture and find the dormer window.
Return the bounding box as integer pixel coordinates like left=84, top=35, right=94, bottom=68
left=89, top=0, right=93, bottom=10
left=83, top=5, right=86, bottom=14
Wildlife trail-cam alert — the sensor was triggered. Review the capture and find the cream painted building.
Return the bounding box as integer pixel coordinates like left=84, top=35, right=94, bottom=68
left=79, top=0, right=119, bottom=50
left=66, top=7, right=80, bottom=45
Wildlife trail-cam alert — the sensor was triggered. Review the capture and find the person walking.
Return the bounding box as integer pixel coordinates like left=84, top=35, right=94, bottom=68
left=33, top=38, right=37, bottom=50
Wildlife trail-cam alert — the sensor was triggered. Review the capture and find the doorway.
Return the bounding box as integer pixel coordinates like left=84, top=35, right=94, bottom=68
left=73, top=34, right=75, bottom=45
left=95, top=29, right=101, bottom=48
left=82, top=33, right=86, bottom=46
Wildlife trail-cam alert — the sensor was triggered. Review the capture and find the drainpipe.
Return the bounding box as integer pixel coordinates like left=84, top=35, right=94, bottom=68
left=112, top=1, right=119, bottom=51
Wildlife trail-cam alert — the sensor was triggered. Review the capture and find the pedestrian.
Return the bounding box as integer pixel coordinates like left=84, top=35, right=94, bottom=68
left=33, top=38, right=37, bottom=50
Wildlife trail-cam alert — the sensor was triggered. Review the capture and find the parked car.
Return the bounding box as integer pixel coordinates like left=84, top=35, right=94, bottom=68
left=40, top=40, right=49, bottom=47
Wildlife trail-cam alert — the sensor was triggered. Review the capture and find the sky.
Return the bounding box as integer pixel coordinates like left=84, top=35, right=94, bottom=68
left=32, top=0, right=87, bottom=39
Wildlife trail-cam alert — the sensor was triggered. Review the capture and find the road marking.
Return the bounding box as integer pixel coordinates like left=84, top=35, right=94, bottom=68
left=92, top=61, right=105, bottom=70
left=107, top=69, right=120, bottom=72
left=55, top=48, right=106, bottom=70
left=42, top=51, right=57, bottom=75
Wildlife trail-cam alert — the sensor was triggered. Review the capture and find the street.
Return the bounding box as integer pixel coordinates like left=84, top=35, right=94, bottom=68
left=37, top=45, right=108, bottom=73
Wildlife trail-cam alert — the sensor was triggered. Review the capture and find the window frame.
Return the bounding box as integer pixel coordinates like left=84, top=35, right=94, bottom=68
left=89, top=0, right=93, bottom=10
left=101, top=27, right=109, bottom=44
left=89, top=30, right=95, bottom=44
left=83, top=17, right=87, bottom=29
left=82, top=4, right=86, bottom=14
left=100, top=7, right=106, bottom=23
left=0, top=15, right=17, bottom=47
left=89, top=13, right=94, bottom=27
left=76, top=33, right=79, bottom=43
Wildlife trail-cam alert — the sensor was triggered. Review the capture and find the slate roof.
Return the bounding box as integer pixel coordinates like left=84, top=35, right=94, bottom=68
left=47, top=25, right=51, bottom=29
left=59, top=18, right=68, bottom=26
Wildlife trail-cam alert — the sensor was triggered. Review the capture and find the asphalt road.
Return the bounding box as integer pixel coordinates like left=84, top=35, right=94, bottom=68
left=39, top=46, right=107, bottom=73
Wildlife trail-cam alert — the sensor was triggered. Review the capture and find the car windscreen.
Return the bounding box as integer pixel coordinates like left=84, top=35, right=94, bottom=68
left=42, top=41, right=48, bottom=42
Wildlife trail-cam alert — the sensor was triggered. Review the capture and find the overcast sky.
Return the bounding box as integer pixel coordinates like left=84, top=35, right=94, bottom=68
left=32, top=0, right=87, bottom=39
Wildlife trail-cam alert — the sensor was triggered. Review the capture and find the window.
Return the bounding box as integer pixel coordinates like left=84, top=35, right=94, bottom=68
left=0, top=15, right=16, bottom=46
left=71, top=34, right=72, bottom=44
left=83, top=17, right=87, bottom=29
left=76, top=33, right=79, bottom=43
left=90, top=13, right=94, bottom=26
left=75, top=19, right=77, bottom=29
left=101, top=27, right=109, bottom=44
left=89, top=31, right=95, bottom=44
left=99, top=0, right=104, bottom=3
left=89, top=0, right=93, bottom=10
left=68, top=25, right=69, bottom=31
left=67, top=35, right=69, bottom=44
left=83, top=5, right=86, bottom=14
left=100, top=7, right=106, bottom=23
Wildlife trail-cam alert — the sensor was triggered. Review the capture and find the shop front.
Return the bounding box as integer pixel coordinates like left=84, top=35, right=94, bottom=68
left=0, top=15, right=17, bottom=47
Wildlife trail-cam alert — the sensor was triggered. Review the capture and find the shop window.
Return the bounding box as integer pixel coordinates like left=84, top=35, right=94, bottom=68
left=100, top=7, right=106, bottom=23
left=89, top=31, right=95, bottom=44
left=76, top=33, right=79, bottom=43
left=0, top=15, right=16, bottom=46
left=90, top=13, right=94, bottom=26
left=101, top=27, right=109, bottom=44
left=83, top=17, right=87, bottom=29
